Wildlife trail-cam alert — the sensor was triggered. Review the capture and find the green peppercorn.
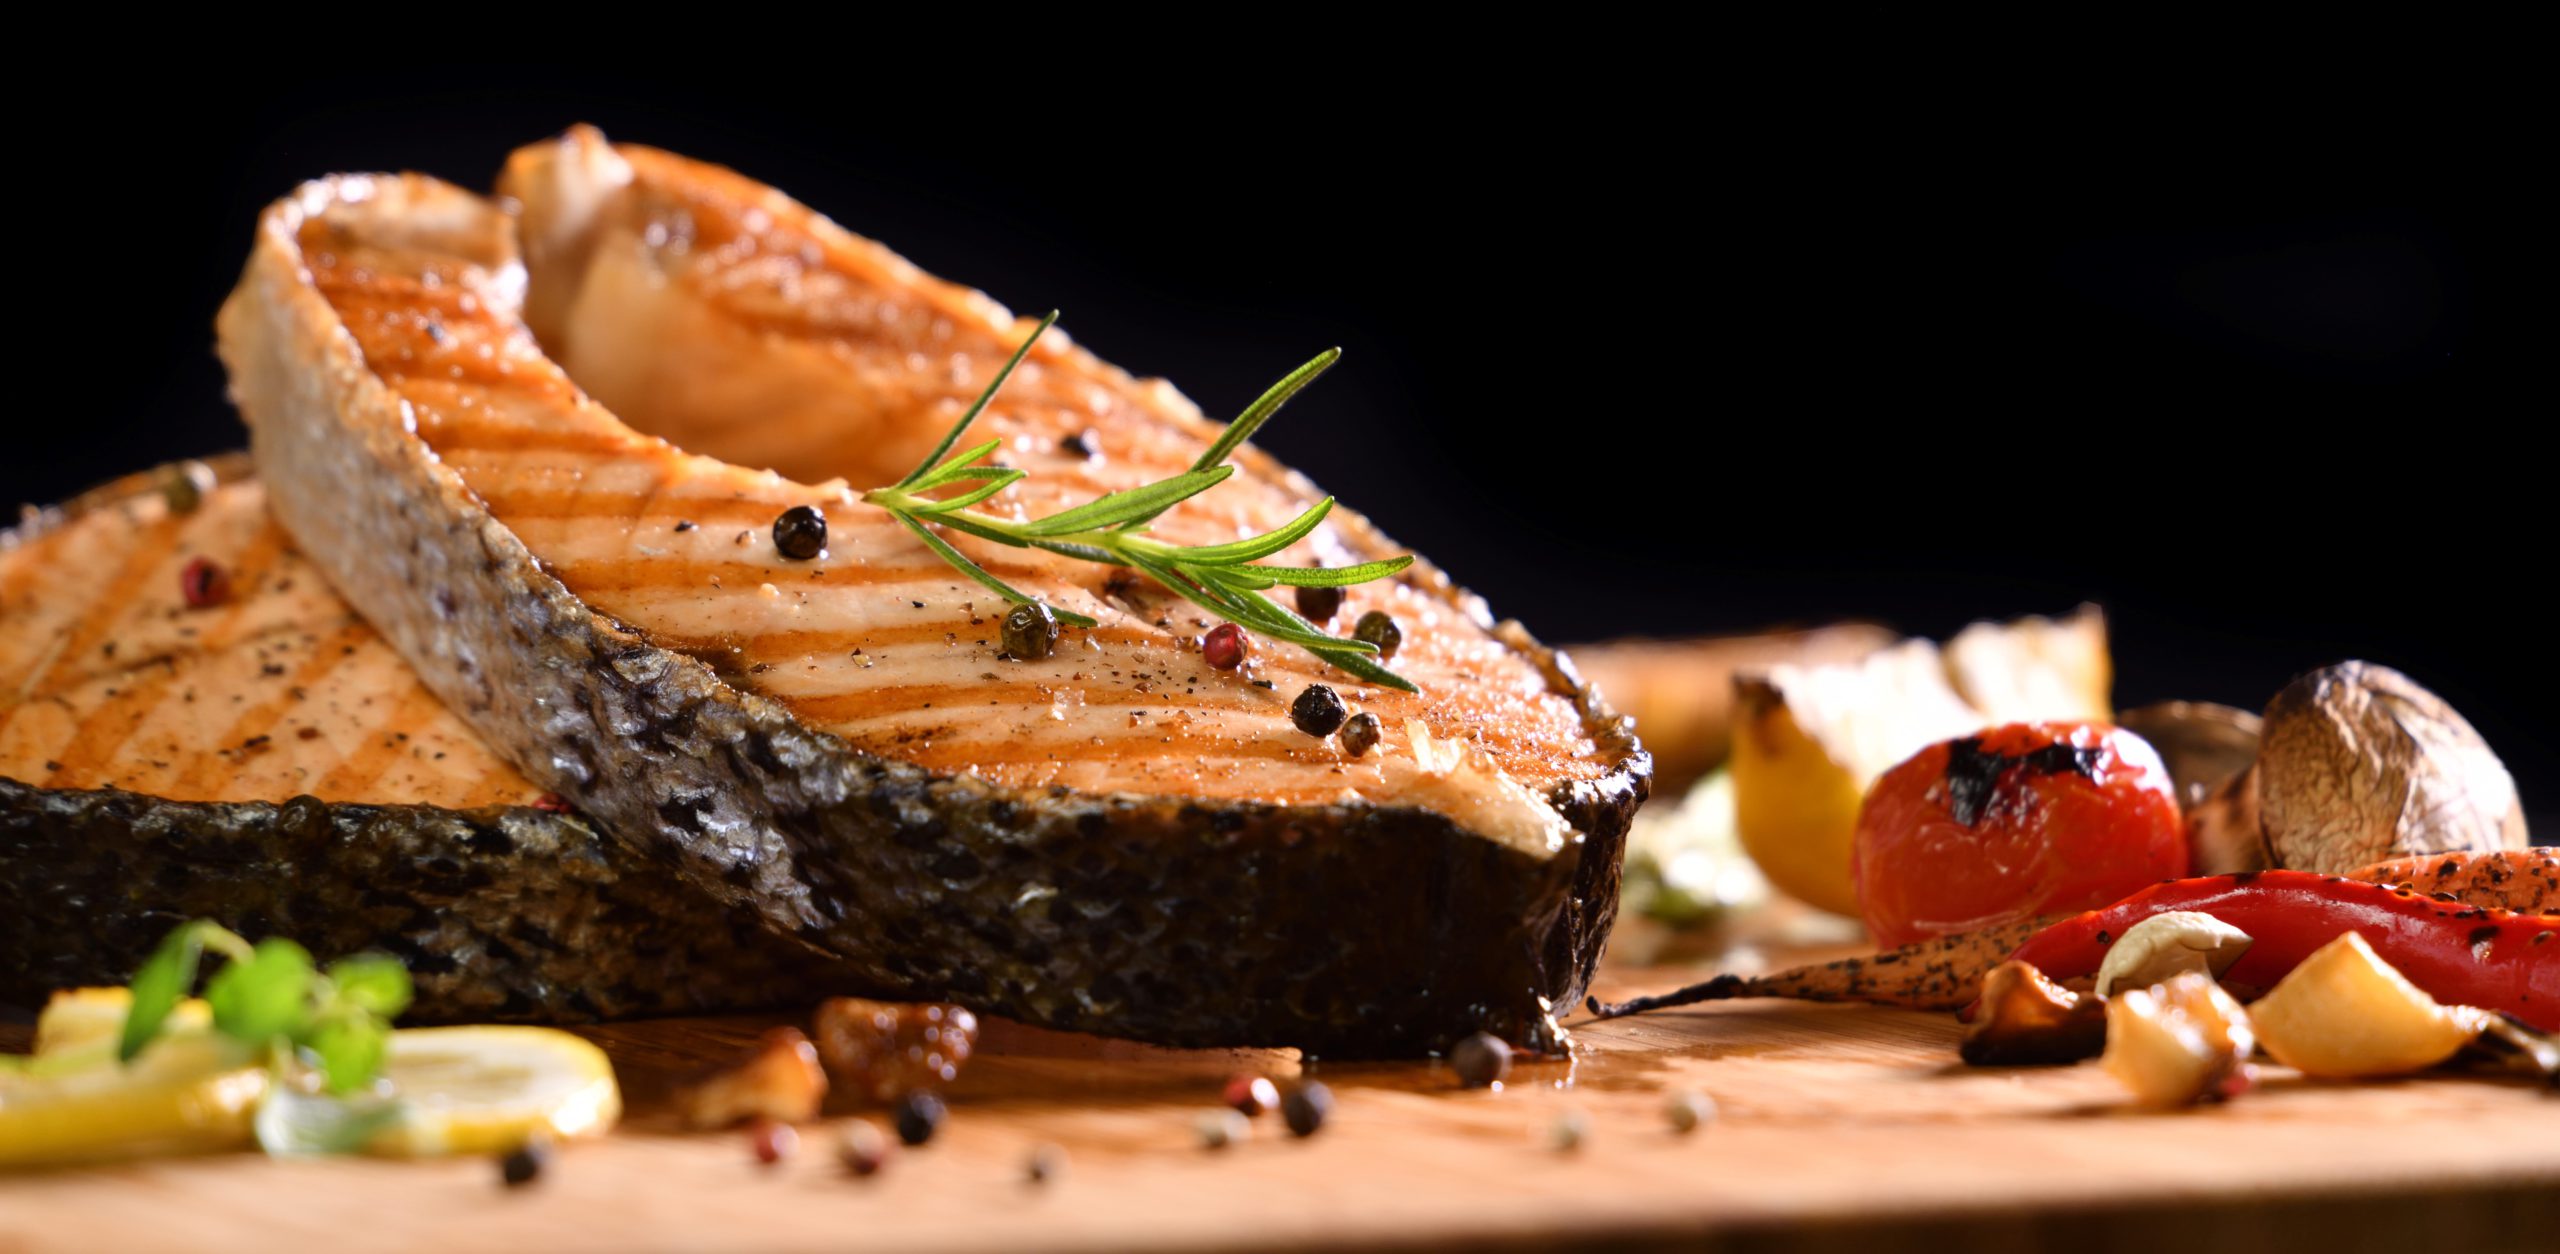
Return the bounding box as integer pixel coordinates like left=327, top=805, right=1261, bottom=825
left=1290, top=684, right=1347, bottom=737
left=1353, top=611, right=1401, bottom=659
left=772, top=505, right=828, bottom=560
left=160, top=460, right=216, bottom=516
left=1340, top=712, right=1382, bottom=758
left=1002, top=601, right=1061, bottom=660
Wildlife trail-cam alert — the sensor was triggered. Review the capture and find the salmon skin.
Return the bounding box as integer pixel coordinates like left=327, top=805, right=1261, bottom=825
left=221, top=134, right=1646, bottom=1055
left=1, top=457, right=841, bottom=1019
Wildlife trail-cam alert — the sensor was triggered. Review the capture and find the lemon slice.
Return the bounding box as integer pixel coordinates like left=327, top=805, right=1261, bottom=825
left=1, top=1023, right=266, bottom=1167
left=363, top=1027, right=621, bottom=1157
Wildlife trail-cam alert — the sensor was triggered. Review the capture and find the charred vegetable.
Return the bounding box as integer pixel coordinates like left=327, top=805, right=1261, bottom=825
left=2248, top=932, right=2489, bottom=1079
left=2100, top=972, right=2256, bottom=1109
left=1851, top=722, right=2187, bottom=949
left=1961, top=962, right=2106, bottom=1066
left=1588, top=914, right=2059, bottom=1019
left=2346, top=849, right=2559, bottom=916
left=2007, top=872, right=2560, bottom=1030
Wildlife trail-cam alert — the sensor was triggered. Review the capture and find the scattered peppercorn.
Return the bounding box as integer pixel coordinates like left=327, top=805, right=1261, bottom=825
left=1449, top=1032, right=1512, bottom=1089
left=1002, top=601, right=1061, bottom=661
left=1353, top=611, right=1402, bottom=659
left=1665, top=1090, right=1718, bottom=1134
left=161, top=461, right=216, bottom=515
left=1340, top=712, right=1382, bottom=759
left=498, top=1137, right=550, bottom=1188
left=1294, top=583, right=1343, bottom=624
left=1195, top=1108, right=1249, bottom=1150
left=748, top=1116, right=797, bottom=1165
left=1290, top=684, right=1348, bottom=737
left=1549, top=1110, right=1589, bottom=1152
left=772, top=505, right=828, bottom=560
left=1024, top=1143, right=1066, bottom=1185
left=1281, top=1081, right=1334, bottom=1138
left=1222, top=1073, right=1280, bottom=1117
left=1202, top=623, right=1248, bottom=671
left=1061, top=429, right=1098, bottom=460
left=531, top=793, right=572, bottom=814
left=179, top=557, right=230, bottom=609
left=837, top=1120, right=893, bottom=1176
left=894, top=1091, right=946, bottom=1146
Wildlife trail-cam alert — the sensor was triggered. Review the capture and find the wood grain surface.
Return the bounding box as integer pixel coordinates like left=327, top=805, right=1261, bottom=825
left=4, top=965, right=2556, bottom=1253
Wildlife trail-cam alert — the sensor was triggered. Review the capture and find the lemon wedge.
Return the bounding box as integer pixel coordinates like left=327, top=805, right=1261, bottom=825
left=362, top=1026, right=621, bottom=1157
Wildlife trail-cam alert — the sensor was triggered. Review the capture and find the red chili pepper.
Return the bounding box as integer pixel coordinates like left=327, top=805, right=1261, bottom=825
left=2009, top=870, right=2560, bottom=1030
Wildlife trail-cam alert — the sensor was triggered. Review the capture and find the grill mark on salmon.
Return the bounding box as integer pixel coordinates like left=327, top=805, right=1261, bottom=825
left=4, top=458, right=852, bottom=1020
left=222, top=144, right=1646, bottom=1054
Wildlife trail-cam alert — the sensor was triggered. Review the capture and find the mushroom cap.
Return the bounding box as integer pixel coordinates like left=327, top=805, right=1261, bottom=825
left=2256, top=661, right=2528, bottom=874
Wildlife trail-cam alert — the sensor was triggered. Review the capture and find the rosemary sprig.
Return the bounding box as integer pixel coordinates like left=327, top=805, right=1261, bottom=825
left=864, top=312, right=1417, bottom=691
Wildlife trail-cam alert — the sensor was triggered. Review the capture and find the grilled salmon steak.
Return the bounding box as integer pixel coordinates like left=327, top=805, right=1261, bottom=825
left=1, top=457, right=837, bottom=1017
left=221, top=133, right=1645, bottom=1053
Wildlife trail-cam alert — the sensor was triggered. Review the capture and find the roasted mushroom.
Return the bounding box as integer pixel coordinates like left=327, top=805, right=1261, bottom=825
left=1961, top=961, right=2108, bottom=1066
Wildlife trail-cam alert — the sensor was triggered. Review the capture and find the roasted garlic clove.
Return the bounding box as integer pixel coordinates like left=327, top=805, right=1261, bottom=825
left=2100, top=971, right=2256, bottom=1109
left=810, top=998, right=979, bottom=1104
left=2095, top=911, right=2254, bottom=997
left=2248, top=932, right=2488, bottom=1078
left=2256, top=662, right=2528, bottom=874
left=1961, top=961, right=2108, bottom=1066
left=676, top=1026, right=829, bottom=1129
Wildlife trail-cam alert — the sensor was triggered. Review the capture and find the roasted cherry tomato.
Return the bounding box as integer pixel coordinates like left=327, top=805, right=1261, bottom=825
left=1850, top=721, right=2187, bottom=948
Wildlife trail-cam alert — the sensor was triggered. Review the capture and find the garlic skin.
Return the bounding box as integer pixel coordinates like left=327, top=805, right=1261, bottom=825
left=2095, top=911, right=2254, bottom=997
left=2256, top=662, right=2528, bottom=874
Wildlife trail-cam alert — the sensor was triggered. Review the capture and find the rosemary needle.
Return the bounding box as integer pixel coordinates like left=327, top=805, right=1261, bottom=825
left=863, top=313, right=1417, bottom=692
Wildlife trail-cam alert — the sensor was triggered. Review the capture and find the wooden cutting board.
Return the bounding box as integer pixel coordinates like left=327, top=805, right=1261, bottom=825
left=4, top=965, right=2555, bottom=1253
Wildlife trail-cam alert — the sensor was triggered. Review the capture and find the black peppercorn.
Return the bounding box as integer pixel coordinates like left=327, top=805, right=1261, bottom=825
left=1060, top=429, right=1098, bottom=460
left=1281, top=1081, right=1334, bottom=1138
left=894, top=1091, right=946, bottom=1146
left=772, top=505, right=828, bottom=560
left=1449, top=1032, right=1512, bottom=1089
left=1025, top=1142, right=1066, bottom=1184
left=1294, top=583, right=1343, bottom=624
left=1353, top=611, right=1401, bottom=659
left=1290, top=684, right=1348, bottom=737
left=1340, top=712, right=1382, bottom=758
left=1002, top=601, right=1061, bottom=661
left=499, top=1137, right=551, bottom=1188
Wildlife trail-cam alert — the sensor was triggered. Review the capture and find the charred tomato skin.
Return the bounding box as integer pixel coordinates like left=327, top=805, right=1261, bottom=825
left=1851, top=721, right=2186, bottom=949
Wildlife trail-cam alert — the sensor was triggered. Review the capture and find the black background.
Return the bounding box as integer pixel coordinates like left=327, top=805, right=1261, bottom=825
left=6, top=60, right=2543, bottom=821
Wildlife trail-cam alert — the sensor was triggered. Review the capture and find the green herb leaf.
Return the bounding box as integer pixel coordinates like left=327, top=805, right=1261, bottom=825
left=1015, top=467, right=1233, bottom=537
left=205, top=938, right=316, bottom=1047
left=893, top=514, right=1099, bottom=628
left=1160, top=498, right=1335, bottom=566
left=896, top=311, right=1057, bottom=488
left=867, top=327, right=1414, bottom=689
left=118, top=921, right=251, bottom=1062
left=910, top=471, right=1026, bottom=515
left=1236, top=556, right=1414, bottom=587
left=303, top=1010, right=391, bottom=1097
left=904, top=438, right=1008, bottom=491
left=326, top=955, right=414, bottom=1020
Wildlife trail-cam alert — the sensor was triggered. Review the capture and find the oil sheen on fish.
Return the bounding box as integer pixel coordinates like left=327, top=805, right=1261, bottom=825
left=0, top=457, right=838, bottom=1018
left=222, top=138, right=1646, bottom=1054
